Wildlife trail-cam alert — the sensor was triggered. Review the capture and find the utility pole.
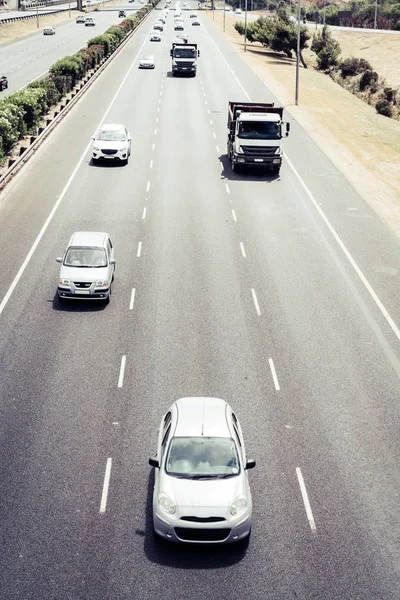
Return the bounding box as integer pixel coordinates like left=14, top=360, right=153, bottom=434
left=374, top=0, right=378, bottom=28
left=295, top=0, right=301, bottom=105
left=244, top=0, right=248, bottom=51
left=223, top=0, right=226, bottom=30
left=36, top=0, right=39, bottom=28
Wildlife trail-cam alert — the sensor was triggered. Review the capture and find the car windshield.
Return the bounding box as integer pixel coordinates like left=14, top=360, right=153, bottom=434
left=64, top=247, right=107, bottom=267
left=96, top=129, right=126, bottom=142
left=174, top=49, right=195, bottom=58
left=165, top=437, right=240, bottom=479
left=238, top=121, right=281, bottom=140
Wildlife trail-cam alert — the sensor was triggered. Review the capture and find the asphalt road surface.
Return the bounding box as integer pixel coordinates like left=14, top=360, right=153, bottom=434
left=1, top=3, right=400, bottom=599
left=1, top=1, right=143, bottom=95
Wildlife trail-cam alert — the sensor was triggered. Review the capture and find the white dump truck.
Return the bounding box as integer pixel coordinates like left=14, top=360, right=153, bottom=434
left=170, top=43, right=199, bottom=76
left=227, top=101, right=290, bottom=174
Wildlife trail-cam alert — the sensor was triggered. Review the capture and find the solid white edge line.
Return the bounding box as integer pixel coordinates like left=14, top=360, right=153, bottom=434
left=137, top=241, right=142, bottom=258
left=240, top=242, right=246, bottom=258
left=251, top=288, right=261, bottom=316
left=285, top=156, right=400, bottom=344
left=129, top=288, right=136, bottom=310
left=268, top=357, right=280, bottom=391
left=117, top=355, right=126, bottom=389
left=296, top=467, right=317, bottom=532
left=0, top=33, right=150, bottom=318
left=205, top=24, right=400, bottom=347
left=99, top=457, right=112, bottom=514
left=231, top=209, right=237, bottom=222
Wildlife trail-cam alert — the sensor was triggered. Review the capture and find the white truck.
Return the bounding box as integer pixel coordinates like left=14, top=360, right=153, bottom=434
left=170, top=43, right=200, bottom=77
left=227, top=101, right=290, bottom=174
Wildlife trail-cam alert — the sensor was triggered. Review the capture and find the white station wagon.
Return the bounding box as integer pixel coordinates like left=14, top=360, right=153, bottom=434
left=149, top=397, right=256, bottom=544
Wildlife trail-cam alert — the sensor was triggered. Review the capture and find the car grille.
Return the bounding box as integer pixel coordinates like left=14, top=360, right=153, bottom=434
left=177, top=61, right=193, bottom=67
left=241, top=145, right=278, bottom=157
left=175, top=528, right=231, bottom=542
left=74, top=282, right=91, bottom=288
left=180, top=516, right=226, bottom=523
left=101, top=149, right=118, bottom=155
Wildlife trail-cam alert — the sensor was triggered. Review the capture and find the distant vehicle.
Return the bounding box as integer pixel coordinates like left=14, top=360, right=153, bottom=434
left=190, top=12, right=197, bottom=17
left=91, top=123, right=131, bottom=164
left=149, top=31, right=162, bottom=41
left=118, top=10, right=126, bottom=17
left=0, top=75, right=8, bottom=91
left=43, top=26, right=55, bottom=35
left=235, top=9, right=242, bottom=14
left=174, top=23, right=184, bottom=30
left=149, top=397, right=256, bottom=544
left=192, top=19, right=200, bottom=25
left=227, top=101, right=290, bottom=174
left=224, top=6, right=231, bottom=10
left=85, top=16, right=96, bottom=26
left=56, top=232, right=115, bottom=303
left=176, top=32, right=189, bottom=42
left=153, top=22, right=164, bottom=31
left=76, top=15, right=85, bottom=23
left=139, top=54, right=156, bottom=69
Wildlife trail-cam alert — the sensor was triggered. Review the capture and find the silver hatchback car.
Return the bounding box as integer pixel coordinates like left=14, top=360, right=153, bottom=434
left=149, top=397, right=256, bottom=544
left=56, top=232, right=115, bottom=302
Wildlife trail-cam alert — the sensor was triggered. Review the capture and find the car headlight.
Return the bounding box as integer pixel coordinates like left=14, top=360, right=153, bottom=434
left=95, top=280, right=108, bottom=287
left=157, top=493, right=176, bottom=515
left=237, top=145, right=244, bottom=154
left=230, top=495, right=248, bottom=516
left=93, top=145, right=100, bottom=151
left=59, top=279, right=70, bottom=286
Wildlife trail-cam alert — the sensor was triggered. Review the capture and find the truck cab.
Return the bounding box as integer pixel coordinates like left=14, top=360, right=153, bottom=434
left=227, top=102, right=290, bottom=174
left=170, top=43, right=200, bottom=76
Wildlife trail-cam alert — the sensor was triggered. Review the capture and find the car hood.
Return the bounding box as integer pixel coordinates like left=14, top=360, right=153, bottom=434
left=93, top=140, right=128, bottom=149
left=161, top=474, right=246, bottom=510
left=59, top=265, right=109, bottom=281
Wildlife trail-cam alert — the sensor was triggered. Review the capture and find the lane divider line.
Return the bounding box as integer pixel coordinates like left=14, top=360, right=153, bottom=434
left=129, top=288, right=136, bottom=311
left=296, top=467, right=317, bottom=532
left=142, top=207, right=147, bottom=220
left=251, top=288, right=261, bottom=316
left=240, top=242, right=246, bottom=258
left=231, top=209, right=237, bottom=222
left=137, top=241, right=142, bottom=258
left=268, top=358, right=280, bottom=391
left=118, top=355, right=126, bottom=388
left=99, top=458, right=112, bottom=514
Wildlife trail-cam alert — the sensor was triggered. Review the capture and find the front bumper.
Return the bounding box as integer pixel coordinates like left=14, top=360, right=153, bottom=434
left=153, top=509, right=252, bottom=544
left=58, top=283, right=110, bottom=300
left=233, top=153, right=282, bottom=167
left=92, top=149, right=129, bottom=161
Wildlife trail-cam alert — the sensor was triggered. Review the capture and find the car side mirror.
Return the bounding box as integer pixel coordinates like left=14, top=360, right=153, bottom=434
left=149, top=457, right=159, bottom=468
left=198, top=50, right=200, bottom=56
left=56, top=257, right=62, bottom=263
left=91, top=136, right=95, bottom=140
left=245, top=459, right=256, bottom=470
left=109, top=259, right=116, bottom=265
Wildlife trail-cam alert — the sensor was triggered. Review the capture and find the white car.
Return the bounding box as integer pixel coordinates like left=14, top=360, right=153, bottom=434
left=91, top=123, right=131, bottom=164
left=56, top=232, right=115, bottom=303
left=235, top=9, right=242, bottom=15
left=139, top=54, right=156, bottom=69
left=43, top=26, right=55, bottom=35
left=189, top=12, right=197, bottom=17
left=76, top=15, right=85, bottom=23
left=85, top=16, right=96, bottom=26
left=153, top=22, right=164, bottom=31
left=176, top=32, right=189, bottom=42
left=149, top=397, right=256, bottom=544
left=191, top=19, right=200, bottom=25
left=149, top=31, right=162, bottom=41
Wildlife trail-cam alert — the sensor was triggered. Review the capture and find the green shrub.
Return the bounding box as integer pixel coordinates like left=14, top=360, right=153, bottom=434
left=0, top=102, right=25, bottom=154
left=311, top=25, right=341, bottom=70
left=383, top=87, right=396, bottom=103
left=359, top=69, right=378, bottom=91
left=375, top=99, right=393, bottom=117
left=27, top=79, right=62, bottom=109
left=340, top=57, right=372, bottom=78
left=50, top=56, right=86, bottom=93
left=5, top=88, right=48, bottom=131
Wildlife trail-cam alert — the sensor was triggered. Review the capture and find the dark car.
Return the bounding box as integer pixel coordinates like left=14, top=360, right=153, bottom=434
left=0, top=75, right=8, bottom=91
left=119, top=10, right=126, bottom=17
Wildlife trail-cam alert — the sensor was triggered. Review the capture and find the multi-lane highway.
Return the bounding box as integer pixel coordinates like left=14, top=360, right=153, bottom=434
left=1, top=3, right=400, bottom=599
left=1, top=2, right=143, bottom=95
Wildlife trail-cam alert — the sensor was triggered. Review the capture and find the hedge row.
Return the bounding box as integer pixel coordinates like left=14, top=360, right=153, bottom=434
left=0, top=3, right=156, bottom=162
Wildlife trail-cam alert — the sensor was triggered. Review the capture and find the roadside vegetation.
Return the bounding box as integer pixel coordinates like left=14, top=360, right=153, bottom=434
left=0, top=4, right=155, bottom=164
left=234, top=5, right=399, bottom=119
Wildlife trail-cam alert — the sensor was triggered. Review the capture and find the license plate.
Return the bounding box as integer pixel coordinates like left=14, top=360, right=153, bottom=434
left=75, top=290, right=90, bottom=295
left=254, top=158, right=263, bottom=162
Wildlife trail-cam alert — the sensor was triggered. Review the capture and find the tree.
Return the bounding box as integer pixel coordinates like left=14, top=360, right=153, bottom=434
left=311, top=25, right=341, bottom=70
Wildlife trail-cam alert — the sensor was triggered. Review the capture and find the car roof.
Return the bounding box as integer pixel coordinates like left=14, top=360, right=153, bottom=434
left=68, top=231, right=108, bottom=248
left=173, top=397, right=231, bottom=438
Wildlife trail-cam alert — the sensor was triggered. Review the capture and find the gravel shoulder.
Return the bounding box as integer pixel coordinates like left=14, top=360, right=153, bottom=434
left=207, top=11, right=400, bottom=237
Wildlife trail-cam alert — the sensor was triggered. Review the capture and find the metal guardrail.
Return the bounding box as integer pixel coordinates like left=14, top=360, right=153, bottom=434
left=0, top=9, right=74, bottom=22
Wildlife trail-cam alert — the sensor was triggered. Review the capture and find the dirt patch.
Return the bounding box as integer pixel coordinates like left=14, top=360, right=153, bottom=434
left=207, top=11, right=400, bottom=236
